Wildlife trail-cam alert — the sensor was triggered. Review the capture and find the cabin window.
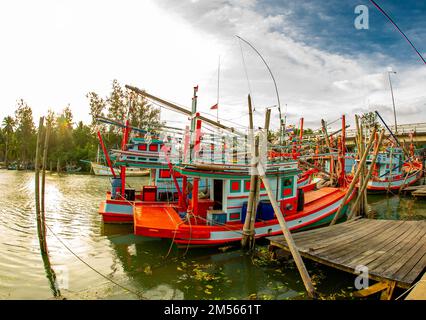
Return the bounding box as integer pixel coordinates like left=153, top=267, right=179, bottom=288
left=149, top=144, right=158, bottom=152
left=244, top=180, right=250, bottom=192
left=244, top=179, right=264, bottom=192
left=229, top=213, right=240, bottom=220
left=138, top=144, right=147, bottom=151
left=230, top=180, right=241, bottom=193
left=128, top=156, right=135, bottom=160
left=159, top=169, right=171, bottom=178
left=281, top=177, right=294, bottom=198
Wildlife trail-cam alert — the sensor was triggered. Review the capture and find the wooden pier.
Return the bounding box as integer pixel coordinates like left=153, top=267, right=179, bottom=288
left=401, top=185, right=426, bottom=197
left=267, top=218, right=426, bottom=299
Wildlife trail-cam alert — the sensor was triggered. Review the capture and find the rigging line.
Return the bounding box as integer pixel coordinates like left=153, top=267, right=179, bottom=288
left=236, top=35, right=282, bottom=124
left=43, top=222, right=145, bottom=299
left=238, top=37, right=254, bottom=109
left=369, top=0, right=426, bottom=65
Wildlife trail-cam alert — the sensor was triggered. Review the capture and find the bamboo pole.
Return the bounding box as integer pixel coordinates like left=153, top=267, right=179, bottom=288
left=358, top=117, right=366, bottom=214
left=321, top=119, right=334, bottom=185
left=347, top=129, right=385, bottom=220
left=242, top=94, right=258, bottom=248
left=35, top=117, right=46, bottom=254
left=35, top=118, right=59, bottom=297
left=330, top=127, right=377, bottom=226
left=41, top=123, right=51, bottom=239
left=257, top=163, right=316, bottom=298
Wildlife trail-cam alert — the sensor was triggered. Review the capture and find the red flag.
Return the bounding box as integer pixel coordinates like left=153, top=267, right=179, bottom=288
left=210, top=103, right=218, bottom=110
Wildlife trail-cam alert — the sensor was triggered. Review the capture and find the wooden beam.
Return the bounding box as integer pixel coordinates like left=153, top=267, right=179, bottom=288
left=354, top=280, right=396, bottom=300
left=258, top=163, right=316, bottom=298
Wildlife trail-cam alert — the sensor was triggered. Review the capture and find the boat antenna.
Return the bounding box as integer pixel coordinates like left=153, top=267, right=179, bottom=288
left=236, top=35, right=283, bottom=144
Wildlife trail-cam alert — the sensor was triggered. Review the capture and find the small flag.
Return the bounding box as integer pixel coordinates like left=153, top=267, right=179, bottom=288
left=194, top=85, right=199, bottom=92
left=210, top=103, right=218, bottom=110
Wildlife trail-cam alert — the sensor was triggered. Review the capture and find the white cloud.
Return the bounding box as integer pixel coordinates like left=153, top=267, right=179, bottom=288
left=0, top=0, right=424, bottom=133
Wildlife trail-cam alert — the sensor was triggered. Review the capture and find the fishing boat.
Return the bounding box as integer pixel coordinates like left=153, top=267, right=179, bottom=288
left=90, top=161, right=149, bottom=177
left=98, top=135, right=185, bottom=223
left=65, top=164, right=82, bottom=173
left=131, top=115, right=355, bottom=247
left=345, top=147, right=423, bottom=193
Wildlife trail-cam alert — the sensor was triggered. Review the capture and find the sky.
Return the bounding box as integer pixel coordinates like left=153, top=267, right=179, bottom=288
left=0, top=0, right=425, bottom=132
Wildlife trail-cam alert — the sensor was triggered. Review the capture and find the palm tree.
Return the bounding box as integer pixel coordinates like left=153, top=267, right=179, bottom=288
left=2, top=116, right=15, bottom=167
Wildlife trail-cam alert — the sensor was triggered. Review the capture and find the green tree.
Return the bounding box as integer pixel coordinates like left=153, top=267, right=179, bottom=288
left=129, top=92, right=162, bottom=131
left=14, top=99, right=36, bottom=168
left=2, top=116, right=15, bottom=166
left=86, top=91, right=106, bottom=127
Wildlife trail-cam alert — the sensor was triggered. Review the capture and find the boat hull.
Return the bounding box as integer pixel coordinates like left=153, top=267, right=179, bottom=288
left=91, top=162, right=149, bottom=177
left=367, top=170, right=423, bottom=192
left=133, top=187, right=355, bottom=246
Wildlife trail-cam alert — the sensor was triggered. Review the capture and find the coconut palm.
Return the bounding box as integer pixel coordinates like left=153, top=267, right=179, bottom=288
left=2, top=116, right=15, bottom=166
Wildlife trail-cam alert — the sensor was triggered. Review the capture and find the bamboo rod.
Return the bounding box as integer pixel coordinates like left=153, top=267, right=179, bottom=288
left=321, top=119, right=334, bottom=185
left=41, top=123, right=51, bottom=239
left=242, top=94, right=257, bottom=248
left=35, top=117, right=46, bottom=254
left=329, top=127, right=377, bottom=226
left=347, top=129, right=385, bottom=220
left=257, top=163, right=316, bottom=298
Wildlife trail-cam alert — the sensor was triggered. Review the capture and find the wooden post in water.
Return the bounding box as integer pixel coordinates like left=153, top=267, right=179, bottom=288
left=41, top=123, right=51, bottom=238
left=347, top=129, right=385, bottom=220
left=242, top=94, right=258, bottom=249
left=329, top=127, right=377, bottom=226
left=34, top=116, right=62, bottom=298
left=35, top=117, right=47, bottom=254
left=257, top=164, right=316, bottom=298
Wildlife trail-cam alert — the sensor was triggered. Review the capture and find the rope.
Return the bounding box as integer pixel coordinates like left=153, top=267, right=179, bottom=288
left=238, top=38, right=254, bottom=108
left=44, top=222, right=145, bottom=299
left=394, top=278, right=423, bottom=300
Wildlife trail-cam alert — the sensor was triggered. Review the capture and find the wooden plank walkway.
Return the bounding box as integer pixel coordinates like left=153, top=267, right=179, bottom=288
left=267, top=218, right=426, bottom=290
left=401, top=185, right=426, bottom=197
left=406, top=272, right=426, bottom=300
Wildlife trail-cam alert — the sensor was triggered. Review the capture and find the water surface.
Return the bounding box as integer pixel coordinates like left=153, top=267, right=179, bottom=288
left=0, top=170, right=424, bottom=299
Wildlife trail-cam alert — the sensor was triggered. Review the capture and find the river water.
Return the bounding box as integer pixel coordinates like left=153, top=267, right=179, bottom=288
left=0, top=170, right=425, bottom=300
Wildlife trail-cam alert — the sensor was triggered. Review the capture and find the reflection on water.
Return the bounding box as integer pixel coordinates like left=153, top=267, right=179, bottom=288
left=368, top=193, right=426, bottom=221
left=0, top=170, right=424, bottom=299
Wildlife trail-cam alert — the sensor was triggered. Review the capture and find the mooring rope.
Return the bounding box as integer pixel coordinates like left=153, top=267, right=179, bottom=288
left=43, top=222, right=146, bottom=299
left=394, top=278, right=423, bottom=300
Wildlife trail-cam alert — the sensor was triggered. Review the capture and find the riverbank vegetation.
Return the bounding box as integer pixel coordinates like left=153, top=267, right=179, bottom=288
left=0, top=79, right=162, bottom=171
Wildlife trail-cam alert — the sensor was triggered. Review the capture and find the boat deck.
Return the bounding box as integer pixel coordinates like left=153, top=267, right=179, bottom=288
left=303, top=187, right=340, bottom=206
left=268, top=218, right=426, bottom=290
left=134, top=204, right=181, bottom=230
